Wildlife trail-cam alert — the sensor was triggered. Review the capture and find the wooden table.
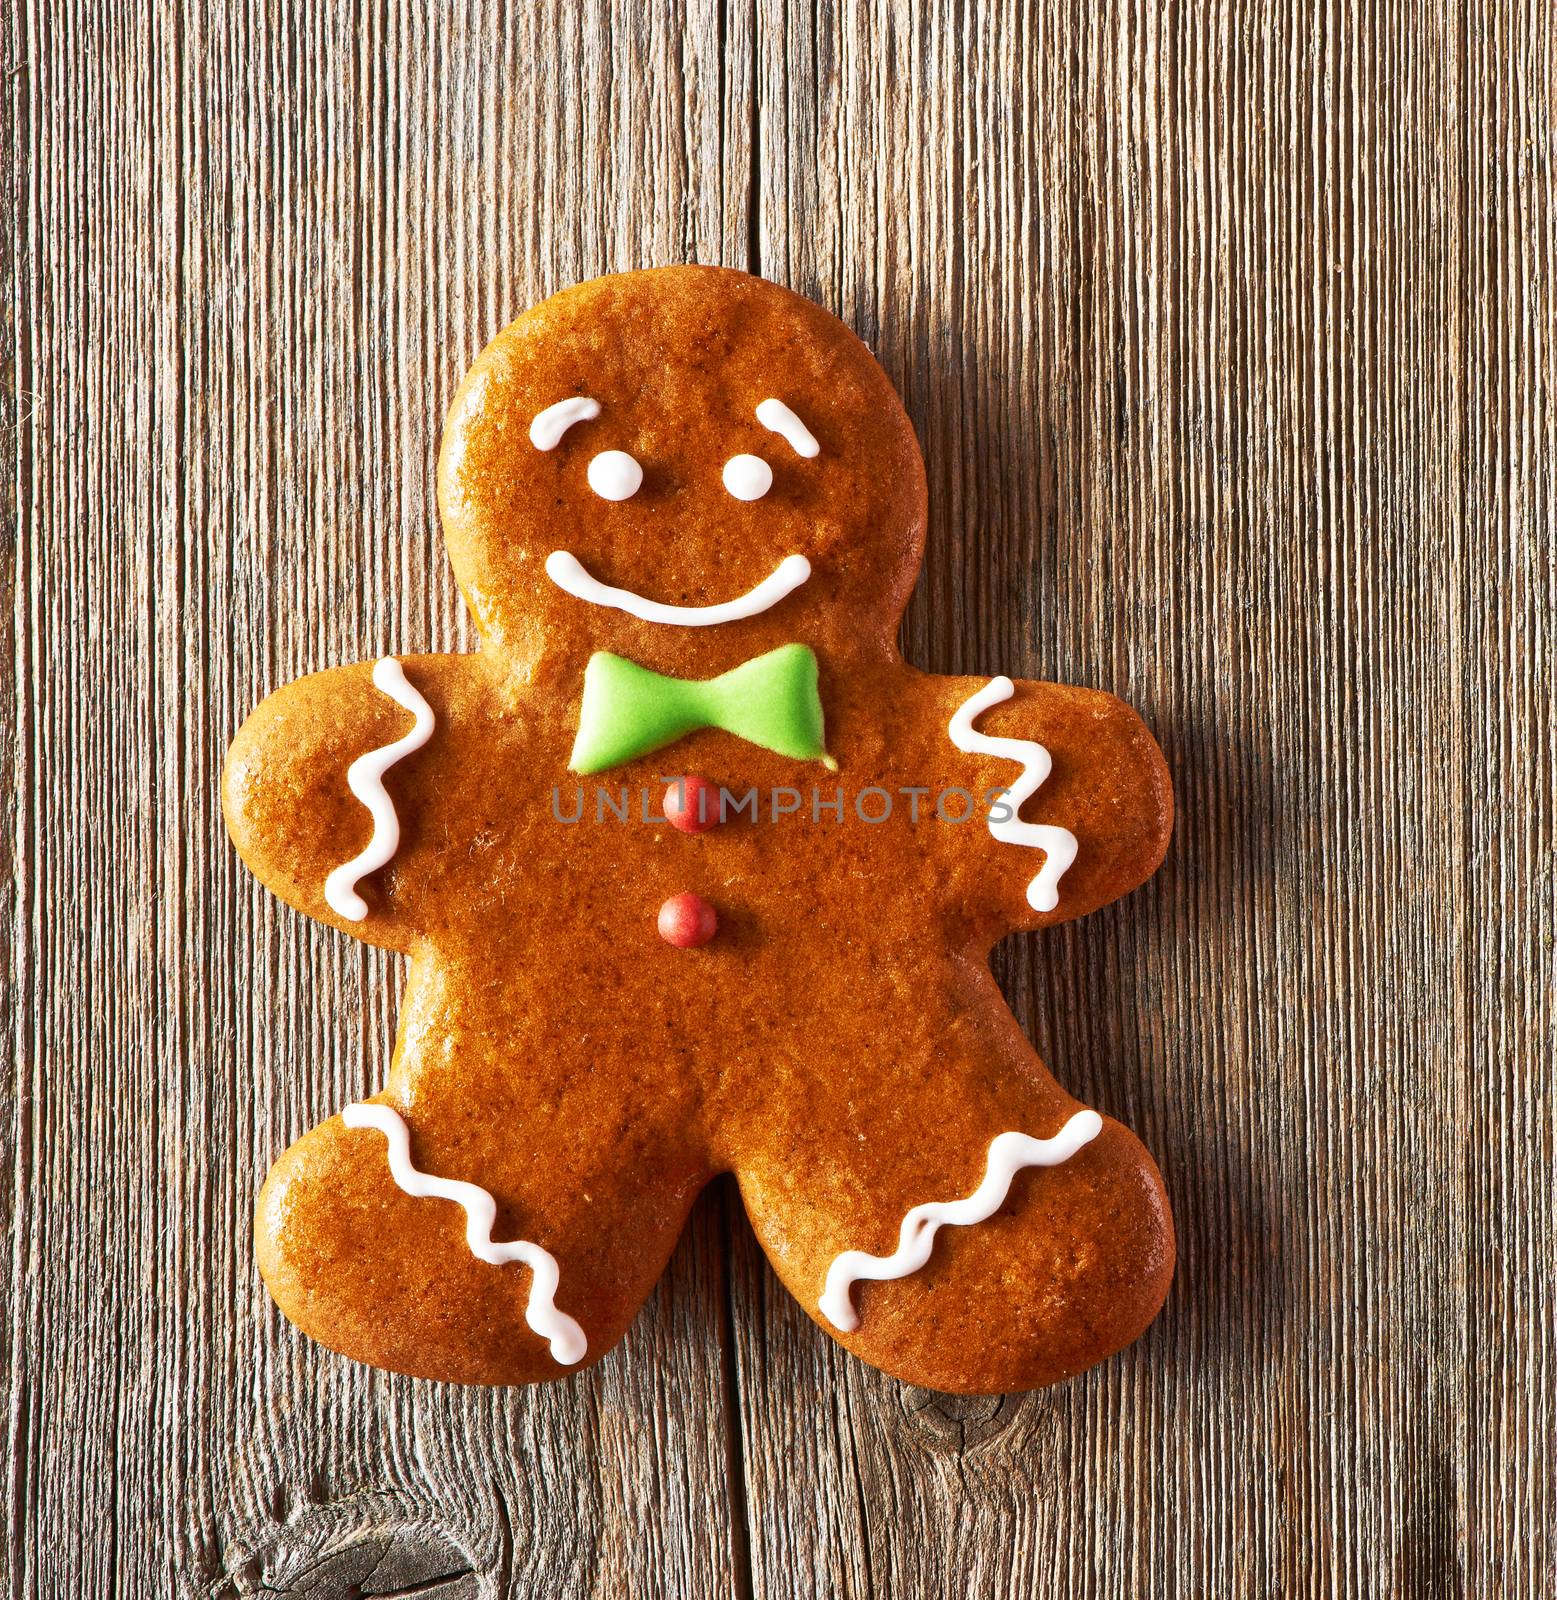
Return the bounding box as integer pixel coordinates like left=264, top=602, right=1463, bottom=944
left=5, top=2, right=1553, bottom=1594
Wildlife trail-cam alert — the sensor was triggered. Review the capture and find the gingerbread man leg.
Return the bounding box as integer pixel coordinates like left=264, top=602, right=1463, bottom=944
left=255, top=961, right=712, bottom=1384
left=728, top=967, right=1173, bottom=1394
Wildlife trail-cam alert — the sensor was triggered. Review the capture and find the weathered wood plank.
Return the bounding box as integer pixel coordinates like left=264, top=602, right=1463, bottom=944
left=738, top=1, right=1553, bottom=1596
left=4, top=2, right=752, bottom=1595
left=1462, top=4, right=1556, bottom=1595
left=4, top=0, right=1553, bottom=1595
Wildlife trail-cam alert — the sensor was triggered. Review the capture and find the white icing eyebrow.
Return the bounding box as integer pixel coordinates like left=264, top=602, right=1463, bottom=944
left=545, top=550, right=811, bottom=626
left=755, top=398, right=820, bottom=458
left=529, top=396, right=602, bottom=450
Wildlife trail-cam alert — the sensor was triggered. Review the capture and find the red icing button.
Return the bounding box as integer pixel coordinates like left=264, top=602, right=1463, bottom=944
left=664, top=775, right=723, bottom=834
left=658, top=892, right=718, bottom=948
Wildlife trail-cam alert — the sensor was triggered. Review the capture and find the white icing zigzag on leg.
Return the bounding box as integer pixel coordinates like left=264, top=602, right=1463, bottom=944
left=342, top=1102, right=588, bottom=1366
left=818, top=1110, right=1104, bottom=1333
left=948, top=676, right=1079, bottom=914
left=324, top=658, right=436, bottom=923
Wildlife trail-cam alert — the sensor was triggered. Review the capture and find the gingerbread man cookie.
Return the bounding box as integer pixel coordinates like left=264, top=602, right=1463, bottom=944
left=223, top=265, right=1174, bottom=1393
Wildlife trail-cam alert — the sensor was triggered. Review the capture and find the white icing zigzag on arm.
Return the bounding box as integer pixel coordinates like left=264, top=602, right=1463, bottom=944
left=818, top=1110, right=1104, bottom=1333
left=948, top=676, right=1079, bottom=914
left=342, top=1102, right=588, bottom=1366
left=324, top=658, right=436, bottom=922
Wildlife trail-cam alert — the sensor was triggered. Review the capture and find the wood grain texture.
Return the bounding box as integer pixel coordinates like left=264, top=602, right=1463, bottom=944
left=3, top=1, right=1552, bottom=1596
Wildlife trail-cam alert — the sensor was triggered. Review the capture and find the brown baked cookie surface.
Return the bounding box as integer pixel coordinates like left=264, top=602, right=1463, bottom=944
left=223, top=264, right=1175, bottom=1393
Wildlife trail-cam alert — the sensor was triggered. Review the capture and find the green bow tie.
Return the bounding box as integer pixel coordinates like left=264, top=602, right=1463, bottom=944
left=569, top=643, right=829, bottom=775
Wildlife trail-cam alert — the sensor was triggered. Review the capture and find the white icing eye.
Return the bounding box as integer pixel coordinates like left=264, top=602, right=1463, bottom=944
left=722, top=454, right=773, bottom=502
left=587, top=450, right=643, bottom=501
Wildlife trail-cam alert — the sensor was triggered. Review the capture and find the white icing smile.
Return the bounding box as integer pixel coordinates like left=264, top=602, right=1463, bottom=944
left=544, top=549, right=811, bottom=627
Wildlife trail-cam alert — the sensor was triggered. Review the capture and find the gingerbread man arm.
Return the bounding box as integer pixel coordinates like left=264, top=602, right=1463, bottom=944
left=919, top=670, right=1174, bottom=939
left=222, top=656, right=446, bottom=951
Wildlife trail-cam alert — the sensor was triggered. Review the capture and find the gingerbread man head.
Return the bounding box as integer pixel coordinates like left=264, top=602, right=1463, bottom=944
left=225, top=265, right=1175, bottom=1394
left=438, top=266, right=926, bottom=679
